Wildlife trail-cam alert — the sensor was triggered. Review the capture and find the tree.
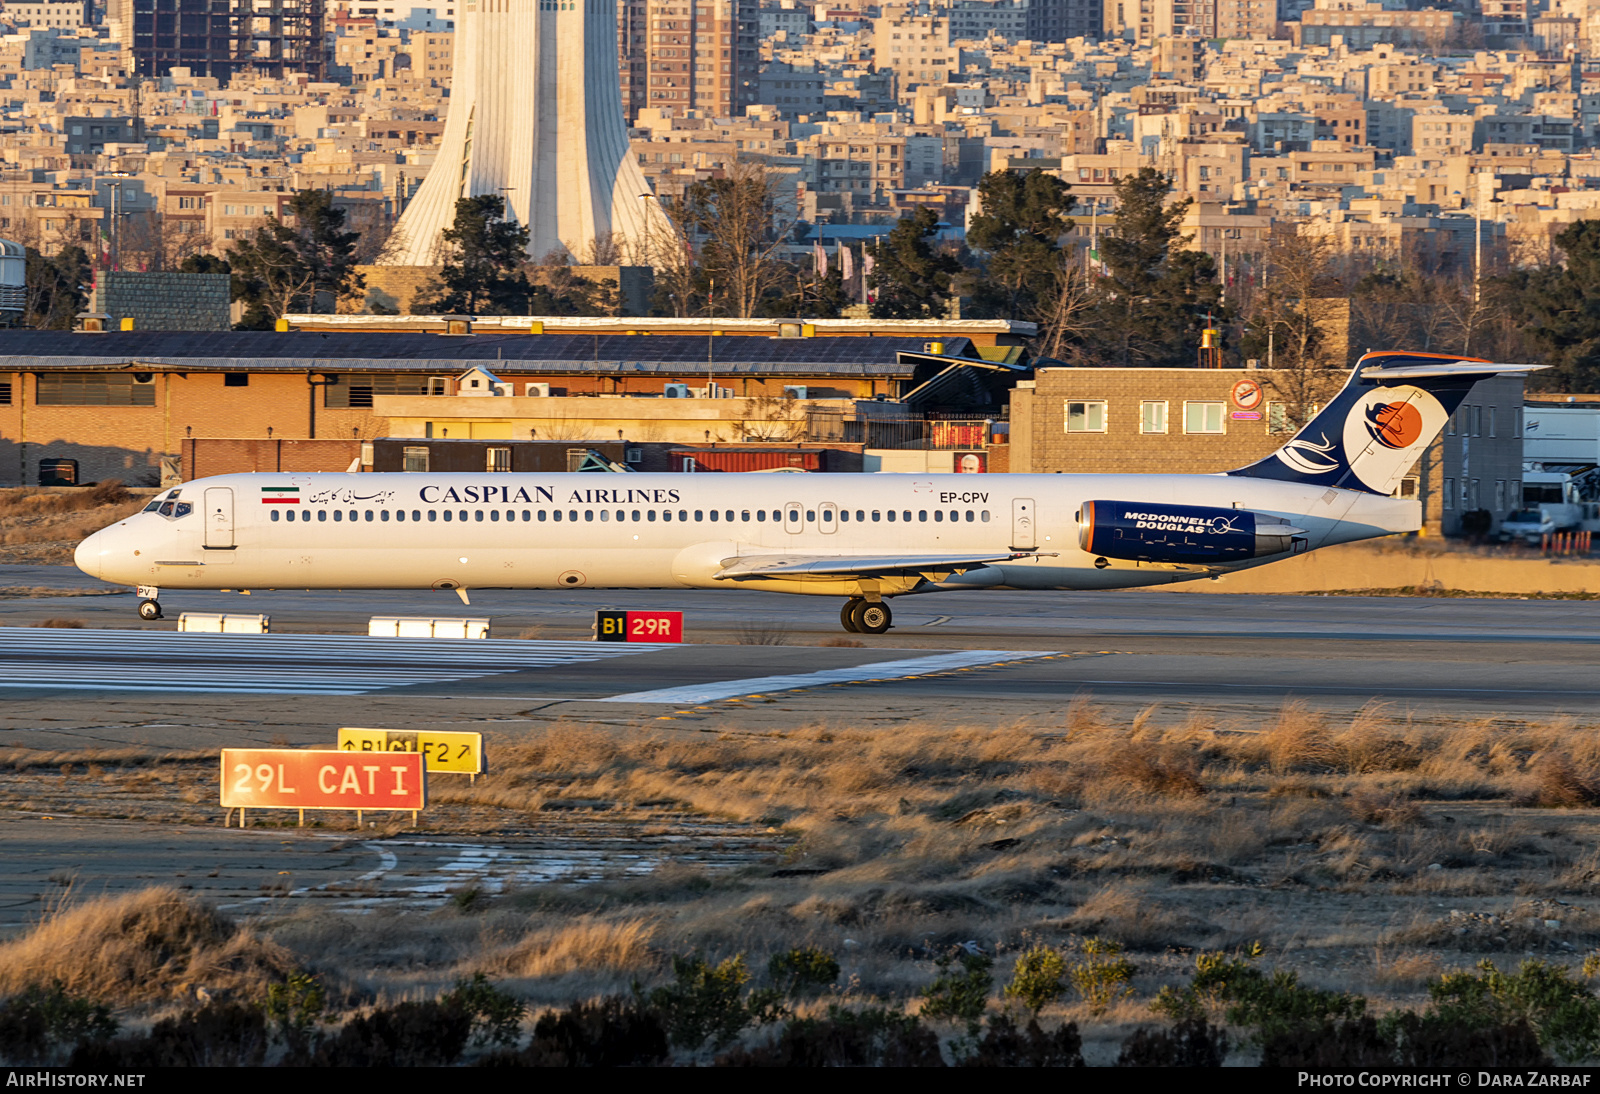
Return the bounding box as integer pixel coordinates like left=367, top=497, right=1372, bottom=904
left=226, top=190, right=364, bottom=327
left=23, top=245, right=91, bottom=329
left=967, top=169, right=1077, bottom=322
left=757, top=264, right=851, bottom=319
left=867, top=207, right=961, bottom=320
left=1083, top=168, right=1222, bottom=368
left=1492, top=220, right=1600, bottom=391
left=413, top=195, right=534, bottom=315
left=678, top=161, right=797, bottom=319
left=1243, top=228, right=1346, bottom=430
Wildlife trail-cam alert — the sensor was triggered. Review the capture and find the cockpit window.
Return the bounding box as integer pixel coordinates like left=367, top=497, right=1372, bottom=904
left=154, top=499, right=193, bottom=520
left=143, top=488, right=180, bottom=514
left=157, top=501, right=174, bottom=517
left=173, top=502, right=193, bottom=518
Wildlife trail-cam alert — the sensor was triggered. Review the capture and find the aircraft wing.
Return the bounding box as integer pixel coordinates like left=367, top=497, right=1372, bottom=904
left=714, top=551, right=1054, bottom=580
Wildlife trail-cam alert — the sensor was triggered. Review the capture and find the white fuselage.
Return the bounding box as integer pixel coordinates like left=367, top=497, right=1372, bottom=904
left=75, top=472, right=1420, bottom=598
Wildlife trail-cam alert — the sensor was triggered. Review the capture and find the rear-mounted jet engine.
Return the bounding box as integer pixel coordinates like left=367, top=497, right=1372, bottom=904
left=1078, top=501, right=1308, bottom=565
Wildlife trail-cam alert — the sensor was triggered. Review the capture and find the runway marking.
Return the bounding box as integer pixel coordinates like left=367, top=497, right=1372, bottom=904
left=0, top=627, right=672, bottom=695
left=596, top=649, right=1058, bottom=704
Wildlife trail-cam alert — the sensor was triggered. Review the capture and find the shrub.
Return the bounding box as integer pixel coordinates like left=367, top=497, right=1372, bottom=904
left=643, top=954, right=763, bottom=1051
left=717, top=1007, right=944, bottom=1067
left=443, top=972, right=525, bottom=1048
left=313, top=1000, right=473, bottom=1066
left=1068, top=938, right=1137, bottom=1018
left=1259, top=1013, right=1549, bottom=1068
left=0, top=982, right=116, bottom=1064
left=1003, top=945, right=1066, bottom=1015
left=263, top=971, right=324, bottom=1051
left=70, top=1003, right=267, bottom=1068
left=1429, top=959, right=1600, bottom=1063
left=1116, top=1017, right=1230, bottom=1067
left=920, top=949, right=994, bottom=1033
left=768, top=947, right=840, bottom=998
left=484, top=997, right=669, bottom=1067
left=1151, top=945, right=1362, bottom=1041
left=960, top=1014, right=1083, bottom=1067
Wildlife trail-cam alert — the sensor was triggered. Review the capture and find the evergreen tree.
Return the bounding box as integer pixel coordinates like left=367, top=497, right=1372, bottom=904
left=23, top=245, right=91, bottom=329
left=867, top=207, right=961, bottom=320
left=226, top=190, right=364, bottom=328
left=414, top=195, right=534, bottom=315
left=966, top=170, right=1076, bottom=321
left=1496, top=220, right=1600, bottom=391
left=1085, top=168, right=1222, bottom=368
left=758, top=266, right=851, bottom=319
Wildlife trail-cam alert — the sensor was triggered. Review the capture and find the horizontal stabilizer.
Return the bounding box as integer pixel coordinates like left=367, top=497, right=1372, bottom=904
left=714, top=551, right=1054, bottom=580
left=1361, top=362, right=1546, bottom=382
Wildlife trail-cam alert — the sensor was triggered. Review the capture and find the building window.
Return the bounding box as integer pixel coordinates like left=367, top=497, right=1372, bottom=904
left=223, top=373, right=249, bottom=387
left=1184, top=401, right=1225, bottom=434
left=1065, top=400, right=1107, bottom=432
left=486, top=446, right=511, bottom=472
left=402, top=446, right=430, bottom=472
left=1140, top=400, right=1167, bottom=433
left=1444, top=478, right=1454, bottom=509
left=0, top=380, right=9, bottom=405
left=1267, top=402, right=1292, bottom=434
left=324, top=373, right=431, bottom=408
left=36, top=373, right=155, bottom=406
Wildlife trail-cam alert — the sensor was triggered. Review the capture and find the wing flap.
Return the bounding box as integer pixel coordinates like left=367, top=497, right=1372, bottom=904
left=714, top=551, right=1053, bottom=580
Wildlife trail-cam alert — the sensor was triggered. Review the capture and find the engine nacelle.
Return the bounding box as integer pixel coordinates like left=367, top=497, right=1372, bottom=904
left=1078, top=500, right=1308, bottom=565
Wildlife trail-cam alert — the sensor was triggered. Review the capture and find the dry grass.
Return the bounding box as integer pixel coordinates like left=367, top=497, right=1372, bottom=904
left=30, top=618, right=84, bottom=628
left=21, top=705, right=1600, bottom=1037
left=492, top=917, right=656, bottom=979
left=0, top=483, right=144, bottom=563
left=0, top=887, right=297, bottom=1003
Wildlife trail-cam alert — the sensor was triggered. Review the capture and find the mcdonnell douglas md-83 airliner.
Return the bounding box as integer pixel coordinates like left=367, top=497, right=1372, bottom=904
left=74, top=352, right=1539, bottom=634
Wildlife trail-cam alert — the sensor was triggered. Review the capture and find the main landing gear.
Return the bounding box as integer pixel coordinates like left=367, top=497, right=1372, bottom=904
left=839, top=598, right=892, bottom=635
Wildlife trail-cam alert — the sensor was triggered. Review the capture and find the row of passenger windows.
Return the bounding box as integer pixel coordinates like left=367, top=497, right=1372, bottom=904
left=270, top=508, right=994, bottom=524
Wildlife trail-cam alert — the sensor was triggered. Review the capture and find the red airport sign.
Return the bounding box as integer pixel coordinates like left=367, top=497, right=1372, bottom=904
left=220, top=749, right=426, bottom=811
left=1231, top=379, right=1264, bottom=411
left=595, top=610, right=683, bottom=642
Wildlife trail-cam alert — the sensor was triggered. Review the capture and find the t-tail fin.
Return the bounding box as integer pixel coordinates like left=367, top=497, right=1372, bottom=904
left=1227, top=351, right=1545, bottom=496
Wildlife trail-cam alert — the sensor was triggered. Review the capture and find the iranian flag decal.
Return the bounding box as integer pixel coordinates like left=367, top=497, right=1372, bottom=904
left=260, top=486, right=300, bottom=504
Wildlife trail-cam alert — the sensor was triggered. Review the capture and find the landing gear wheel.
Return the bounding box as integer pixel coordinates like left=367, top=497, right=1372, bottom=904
left=137, top=599, right=163, bottom=621
left=851, top=600, right=892, bottom=635
left=840, top=598, right=863, bottom=633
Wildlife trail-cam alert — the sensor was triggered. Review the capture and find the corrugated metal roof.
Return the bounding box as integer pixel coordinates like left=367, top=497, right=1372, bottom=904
left=0, top=331, right=982, bottom=377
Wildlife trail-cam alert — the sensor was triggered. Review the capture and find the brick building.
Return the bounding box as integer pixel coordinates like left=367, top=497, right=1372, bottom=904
left=0, top=328, right=1026, bottom=486
left=1009, top=367, right=1526, bottom=537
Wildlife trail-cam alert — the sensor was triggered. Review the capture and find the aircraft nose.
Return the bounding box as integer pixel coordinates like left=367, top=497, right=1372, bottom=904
left=74, top=526, right=111, bottom=580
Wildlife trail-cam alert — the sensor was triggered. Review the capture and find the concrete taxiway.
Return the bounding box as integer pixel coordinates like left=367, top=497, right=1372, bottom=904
left=3, top=565, right=1600, bottom=742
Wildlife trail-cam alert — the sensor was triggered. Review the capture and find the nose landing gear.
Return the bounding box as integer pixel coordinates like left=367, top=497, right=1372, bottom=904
left=840, top=598, right=892, bottom=635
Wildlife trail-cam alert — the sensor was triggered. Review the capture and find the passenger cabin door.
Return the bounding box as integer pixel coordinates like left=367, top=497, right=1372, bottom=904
left=1011, top=497, right=1036, bottom=550
left=818, top=503, right=838, bottom=534
left=204, top=487, right=235, bottom=553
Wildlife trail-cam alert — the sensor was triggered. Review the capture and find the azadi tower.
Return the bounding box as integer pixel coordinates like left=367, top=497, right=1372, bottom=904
left=387, top=0, right=671, bottom=265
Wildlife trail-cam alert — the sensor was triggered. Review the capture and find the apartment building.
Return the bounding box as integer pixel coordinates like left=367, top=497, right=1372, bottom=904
left=618, top=0, right=759, bottom=122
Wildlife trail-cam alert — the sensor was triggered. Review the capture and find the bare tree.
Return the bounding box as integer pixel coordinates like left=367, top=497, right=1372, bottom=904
left=1248, top=228, right=1347, bottom=430
left=680, top=159, right=798, bottom=318
left=1033, top=256, right=1098, bottom=361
